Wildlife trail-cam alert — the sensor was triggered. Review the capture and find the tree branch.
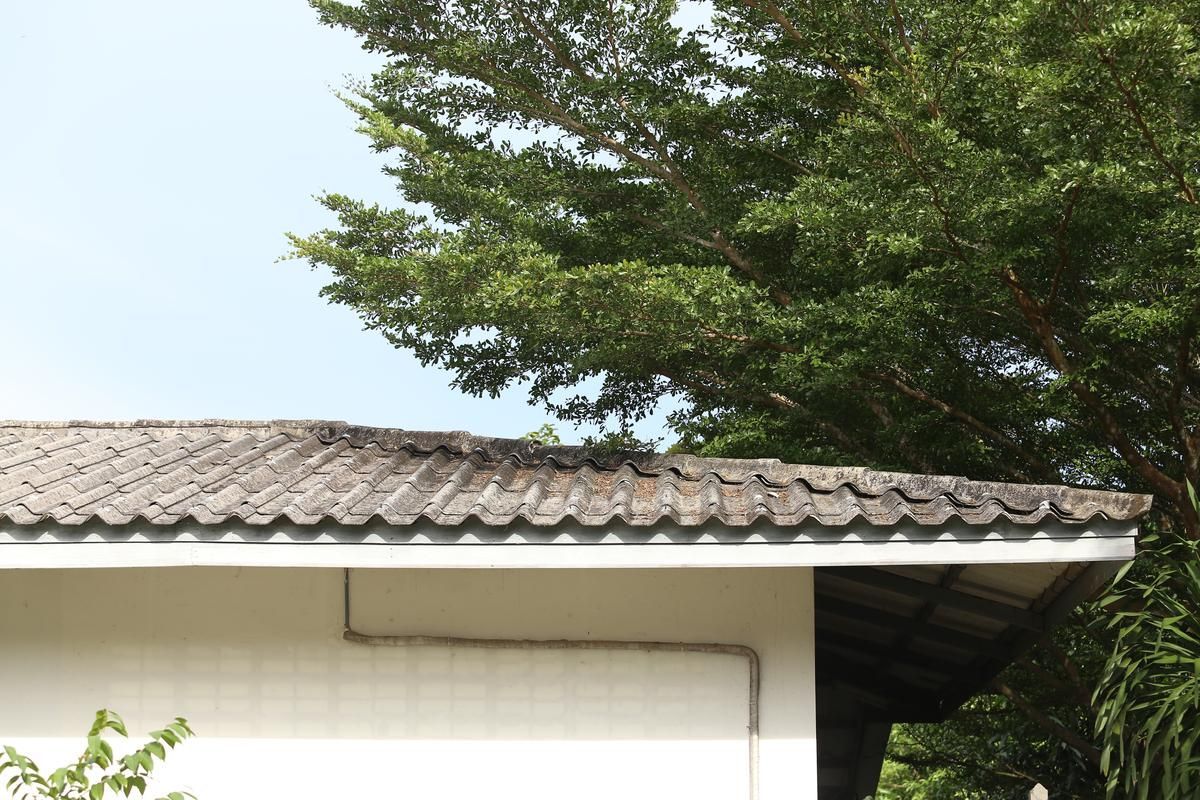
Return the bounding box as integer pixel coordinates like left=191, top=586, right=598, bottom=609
left=877, top=0, right=941, bottom=118
left=746, top=0, right=984, bottom=266
left=931, top=14, right=985, bottom=113
left=901, top=725, right=1045, bottom=785
left=1046, top=184, right=1082, bottom=314
left=1017, top=655, right=1095, bottom=715
left=868, top=370, right=1059, bottom=482
left=1039, top=639, right=1097, bottom=713
left=1169, top=322, right=1200, bottom=536
left=500, top=2, right=789, bottom=305
left=658, top=366, right=868, bottom=458
left=741, top=0, right=867, bottom=95
left=1002, top=266, right=1184, bottom=503
left=604, top=0, right=623, bottom=77
left=1080, top=18, right=1198, bottom=204
left=990, top=678, right=1102, bottom=767
left=888, top=0, right=916, bottom=61
left=699, top=124, right=814, bottom=174
left=697, top=326, right=801, bottom=354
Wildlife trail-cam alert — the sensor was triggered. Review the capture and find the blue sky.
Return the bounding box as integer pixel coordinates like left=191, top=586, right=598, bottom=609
left=1, top=1, right=672, bottom=443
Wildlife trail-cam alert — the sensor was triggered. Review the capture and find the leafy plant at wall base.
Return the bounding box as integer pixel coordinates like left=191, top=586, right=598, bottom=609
left=1094, top=488, right=1200, bottom=800
left=0, top=710, right=195, bottom=800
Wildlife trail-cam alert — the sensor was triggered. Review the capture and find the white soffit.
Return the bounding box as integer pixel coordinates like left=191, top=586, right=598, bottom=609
left=0, top=519, right=1137, bottom=570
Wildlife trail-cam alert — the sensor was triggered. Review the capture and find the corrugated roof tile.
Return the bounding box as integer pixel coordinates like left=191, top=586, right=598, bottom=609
left=0, top=420, right=1153, bottom=528
left=64, top=478, right=122, bottom=511
left=4, top=505, right=44, bottom=524
left=153, top=481, right=206, bottom=513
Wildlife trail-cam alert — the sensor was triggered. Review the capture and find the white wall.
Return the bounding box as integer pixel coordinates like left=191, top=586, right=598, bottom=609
left=0, top=567, right=815, bottom=799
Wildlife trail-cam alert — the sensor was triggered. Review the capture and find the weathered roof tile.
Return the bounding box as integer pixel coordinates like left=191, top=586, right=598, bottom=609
left=0, top=420, right=1154, bottom=528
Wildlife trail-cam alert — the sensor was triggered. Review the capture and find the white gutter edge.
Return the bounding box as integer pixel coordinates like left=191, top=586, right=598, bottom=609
left=0, top=529, right=1135, bottom=569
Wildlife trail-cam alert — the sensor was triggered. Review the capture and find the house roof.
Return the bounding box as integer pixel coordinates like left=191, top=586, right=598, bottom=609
left=0, top=419, right=1153, bottom=800
left=0, top=419, right=1151, bottom=528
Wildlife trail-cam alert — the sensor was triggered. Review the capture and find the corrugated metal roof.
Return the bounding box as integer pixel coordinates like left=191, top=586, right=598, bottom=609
left=0, top=420, right=1152, bottom=527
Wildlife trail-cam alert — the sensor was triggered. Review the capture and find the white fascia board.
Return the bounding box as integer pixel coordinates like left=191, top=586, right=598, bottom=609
left=0, top=520, right=1137, bottom=570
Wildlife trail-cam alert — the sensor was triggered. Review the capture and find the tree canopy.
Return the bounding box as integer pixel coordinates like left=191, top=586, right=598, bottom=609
left=292, top=3, right=1200, bottom=794
left=295, top=0, right=1200, bottom=532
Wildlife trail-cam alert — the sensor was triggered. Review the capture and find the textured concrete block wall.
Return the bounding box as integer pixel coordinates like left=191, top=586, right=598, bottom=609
left=0, top=566, right=816, bottom=800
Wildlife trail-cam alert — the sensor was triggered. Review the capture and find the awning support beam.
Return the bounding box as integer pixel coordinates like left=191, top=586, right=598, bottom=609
left=813, top=593, right=1012, bottom=659
left=821, top=566, right=1044, bottom=631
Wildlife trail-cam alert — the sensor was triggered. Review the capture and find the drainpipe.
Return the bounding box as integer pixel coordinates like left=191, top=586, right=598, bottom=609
left=341, top=568, right=761, bottom=800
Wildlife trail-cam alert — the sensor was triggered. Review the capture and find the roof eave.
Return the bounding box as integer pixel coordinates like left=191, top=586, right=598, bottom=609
left=0, top=517, right=1137, bottom=570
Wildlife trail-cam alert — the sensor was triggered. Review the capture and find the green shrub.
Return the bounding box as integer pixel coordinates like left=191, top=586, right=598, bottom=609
left=1095, top=496, right=1200, bottom=800
left=1, top=710, right=194, bottom=800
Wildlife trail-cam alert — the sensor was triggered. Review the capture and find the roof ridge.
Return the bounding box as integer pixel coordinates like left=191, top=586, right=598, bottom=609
left=0, top=419, right=342, bottom=430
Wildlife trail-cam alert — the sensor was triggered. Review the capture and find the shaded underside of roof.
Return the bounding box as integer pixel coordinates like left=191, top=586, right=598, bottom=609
left=812, top=557, right=1119, bottom=800
left=0, top=420, right=1151, bottom=528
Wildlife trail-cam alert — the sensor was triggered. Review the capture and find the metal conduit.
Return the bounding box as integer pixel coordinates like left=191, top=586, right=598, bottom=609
left=341, top=568, right=761, bottom=800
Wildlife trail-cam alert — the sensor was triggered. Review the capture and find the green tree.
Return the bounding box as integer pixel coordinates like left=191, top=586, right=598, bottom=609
left=292, top=0, right=1200, bottom=794
left=878, top=624, right=1112, bottom=798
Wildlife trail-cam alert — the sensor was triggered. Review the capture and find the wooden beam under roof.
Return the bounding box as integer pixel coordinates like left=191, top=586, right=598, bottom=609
left=813, top=591, right=1013, bottom=659
left=821, top=566, right=1045, bottom=631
